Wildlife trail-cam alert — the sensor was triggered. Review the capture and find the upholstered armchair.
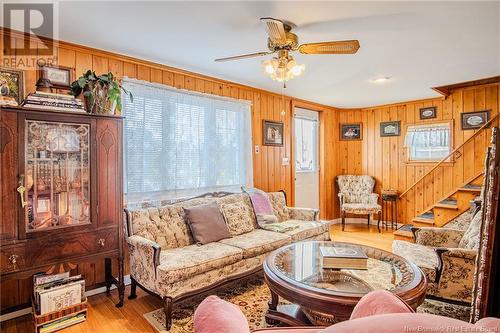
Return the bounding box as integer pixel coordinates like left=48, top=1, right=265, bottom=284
left=336, top=175, right=382, bottom=231
left=392, top=208, right=482, bottom=304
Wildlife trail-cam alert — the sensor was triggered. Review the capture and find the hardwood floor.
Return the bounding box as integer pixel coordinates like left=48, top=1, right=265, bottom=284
left=0, top=223, right=394, bottom=333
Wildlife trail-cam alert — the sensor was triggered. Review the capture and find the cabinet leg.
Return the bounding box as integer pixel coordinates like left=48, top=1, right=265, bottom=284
left=163, top=296, right=173, bottom=330
left=105, top=258, right=112, bottom=295
left=116, top=257, right=125, bottom=308
left=129, top=277, right=138, bottom=300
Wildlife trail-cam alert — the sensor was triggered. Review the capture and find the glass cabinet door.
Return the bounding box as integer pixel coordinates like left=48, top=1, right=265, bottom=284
left=24, top=120, right=91, bottom=232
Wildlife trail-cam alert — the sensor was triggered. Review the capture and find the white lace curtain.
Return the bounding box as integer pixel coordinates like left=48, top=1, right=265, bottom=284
left=121, top=78, right=253, bottom=201
left=404, top=123, right=450, bottom=148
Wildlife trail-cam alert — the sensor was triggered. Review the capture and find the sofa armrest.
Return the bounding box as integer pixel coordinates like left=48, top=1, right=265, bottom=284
left=127, top=235, right=161, bottom=291
left=411, top=227, right=464, bottom=247
left=288, top=207, right=319, bottom=221
left=434, top=247, right=477, bottom=302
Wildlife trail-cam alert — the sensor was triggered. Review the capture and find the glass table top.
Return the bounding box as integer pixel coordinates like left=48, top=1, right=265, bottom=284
left=267, top=241, right=416, bottom=296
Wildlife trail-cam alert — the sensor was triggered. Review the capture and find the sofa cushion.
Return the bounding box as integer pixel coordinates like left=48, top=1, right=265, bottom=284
left=458, top=210, right=482, bottom=250
left=267, top=192, right=290, bottom=222
left=194, top=295, right=250, bottom=333
left=350, top=290, right=414, bottom=320
left=341, top=203, right=381, bottom=214
left=218, top=229, right=291, bottom=258
left=392, top=240, right=438, bottom=282
left=156, top=243, right=243, bottom=284
left=280, top=220, right=330, bottom=241
left=220, top=201, right=256, bottom=236
left=184, top=202, right=231, bottom=245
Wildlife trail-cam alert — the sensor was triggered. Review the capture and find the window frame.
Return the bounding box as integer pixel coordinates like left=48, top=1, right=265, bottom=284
left=404, top=120, right=454, bottom=164
left=294, top=116, right=319, bottom=174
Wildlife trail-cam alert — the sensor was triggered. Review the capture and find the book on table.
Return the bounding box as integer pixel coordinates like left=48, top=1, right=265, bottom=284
left=320, top=246, right=368, bottom=270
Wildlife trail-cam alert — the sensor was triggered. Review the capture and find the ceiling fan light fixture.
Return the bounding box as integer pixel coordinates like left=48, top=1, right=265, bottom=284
left=261, top=56, right=305, bottom=82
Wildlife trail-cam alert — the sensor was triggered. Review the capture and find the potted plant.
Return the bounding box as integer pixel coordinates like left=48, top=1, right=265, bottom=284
left=70, top=70, right=132, bottom=114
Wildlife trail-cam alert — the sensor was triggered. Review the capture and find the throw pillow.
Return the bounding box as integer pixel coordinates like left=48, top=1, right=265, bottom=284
left=219, top=201, right=255, bottom=235
left=459, top=210, right=483, bottom=249
left=184, top=202, right=231, bottom=245
left=242, top=187, right=279, bottom=227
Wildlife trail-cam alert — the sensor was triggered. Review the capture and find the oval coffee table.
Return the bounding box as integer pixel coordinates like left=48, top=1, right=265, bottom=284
left=263, top=241, right=427, bottom=326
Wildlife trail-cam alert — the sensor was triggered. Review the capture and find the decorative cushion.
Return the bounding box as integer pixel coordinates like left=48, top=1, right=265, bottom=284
left=156, top=243, right=243, bottom=285
left=184, top=202, right=231, bottom=245
left=280, top=220, right=330, bottom=241
left=458, top=210, right=482, bottom=249
left=267, top=192, right=290, bottom=222
left=243, top=187, right=280, bottom=226
left=219, top=201, right=256, bottom=236
left=218, top=229, right=291, bottom=258
left=341, top=203, right=381, bottom=214
left=350, top=290, right=414, bottom=320
left=194, top=295, right=250, bottom=333
left=392, top=240, right=439, bottom=282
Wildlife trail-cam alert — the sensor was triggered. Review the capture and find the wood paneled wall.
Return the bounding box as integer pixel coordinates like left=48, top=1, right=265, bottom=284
left=330, top=83, right=500, bottom=224
left=0, top=29, right=340, bottom=311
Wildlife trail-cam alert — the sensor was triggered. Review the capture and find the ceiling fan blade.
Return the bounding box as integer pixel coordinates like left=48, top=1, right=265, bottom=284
left=298, top=40, right=360, bottom=54
left=260, top=17, right=287, bottom=44
left=214, top=51, right=271, bottom=62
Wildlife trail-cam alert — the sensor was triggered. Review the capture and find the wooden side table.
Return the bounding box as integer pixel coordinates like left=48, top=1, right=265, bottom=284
left=381, top=190, right=398, bottom=230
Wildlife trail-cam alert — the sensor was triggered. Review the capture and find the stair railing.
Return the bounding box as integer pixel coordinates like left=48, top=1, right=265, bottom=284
left=399, top=113, right=499, bottom=199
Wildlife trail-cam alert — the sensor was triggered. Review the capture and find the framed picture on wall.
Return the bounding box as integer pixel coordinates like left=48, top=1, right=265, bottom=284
left=419, top=106, right=437, bottom=119
left=0, top=67, right=24, bottom=106
left=263, top=120, right=284, bottom=146
left=461, top=110, right=490, bottom=130
left=340, top=123, right=362, bottom=140
left=38, top=65, right=74, bottom=90
left=380, top=121, right=401, bottom=137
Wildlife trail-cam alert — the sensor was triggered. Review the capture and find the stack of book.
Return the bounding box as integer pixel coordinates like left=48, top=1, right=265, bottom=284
left=32, top=272, right=87, bottom=333
left=21, top=91, right=86, bottom=112
left=320, top=246, right=368, bottom=270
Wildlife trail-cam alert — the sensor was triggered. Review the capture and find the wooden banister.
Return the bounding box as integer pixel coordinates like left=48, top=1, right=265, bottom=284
left=399, top=113, right=499, bottom=198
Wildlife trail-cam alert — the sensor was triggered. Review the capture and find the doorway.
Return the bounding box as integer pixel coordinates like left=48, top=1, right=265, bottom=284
left=293, top=107, right=319, bottom=209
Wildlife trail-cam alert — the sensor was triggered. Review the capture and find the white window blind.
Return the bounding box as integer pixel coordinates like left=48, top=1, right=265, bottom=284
left=122, top=78, right=253, bottom=201
left=404, top=122, right=451, bottom=161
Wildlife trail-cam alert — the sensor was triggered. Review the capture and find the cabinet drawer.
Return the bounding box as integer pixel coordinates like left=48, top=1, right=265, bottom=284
left=0, top=245, right=26, bottom=274
left=25, top=230, right=118, bottom=268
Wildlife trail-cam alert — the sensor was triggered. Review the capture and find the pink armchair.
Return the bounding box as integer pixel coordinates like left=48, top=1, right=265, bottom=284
left=194, top=290, right=500, bottom=333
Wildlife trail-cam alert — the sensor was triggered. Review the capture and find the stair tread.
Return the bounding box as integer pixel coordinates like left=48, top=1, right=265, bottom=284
left=439, top=198, right=458, bottom=205
left=460, top=184, right=482, bottom=191
left=394, top=224, right=414, bottom=237
left=419, top=212, right=434, bottom=219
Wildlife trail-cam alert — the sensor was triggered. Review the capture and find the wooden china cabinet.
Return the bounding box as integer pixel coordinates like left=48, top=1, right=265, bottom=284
left=0, top=106, right=124, bottom=312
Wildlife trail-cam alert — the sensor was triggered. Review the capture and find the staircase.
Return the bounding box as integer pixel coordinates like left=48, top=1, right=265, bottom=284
left=395, top=114, right=499, bottom=240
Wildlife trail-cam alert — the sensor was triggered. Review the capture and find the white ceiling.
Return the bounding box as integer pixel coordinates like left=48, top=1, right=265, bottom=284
left=56, top=1, right=500, bottom=108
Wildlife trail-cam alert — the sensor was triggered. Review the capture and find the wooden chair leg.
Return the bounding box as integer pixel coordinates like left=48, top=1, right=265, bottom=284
left=342, top=211, right=345, bottom=231
left=128, top=277, right=137, bottom=300
left=377, top=211, right=381, bottom=233
left=367, top=214, right=370, bottom=226
left=163, top=296, right=173, bottom=330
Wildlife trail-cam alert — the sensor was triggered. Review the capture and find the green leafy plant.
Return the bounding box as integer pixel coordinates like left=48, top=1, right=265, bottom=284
left=70, top=70, right=132, bottom=114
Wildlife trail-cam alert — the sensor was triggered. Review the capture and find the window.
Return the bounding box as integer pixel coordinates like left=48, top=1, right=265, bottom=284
left=404, top=122, right=452, bottom=162
left=294, top=117, right=318, bottom=172
left=122, top=79, right=253, bottom=200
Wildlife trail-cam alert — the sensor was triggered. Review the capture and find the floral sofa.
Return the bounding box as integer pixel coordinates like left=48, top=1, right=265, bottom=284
left=124, top=191, right=330, bottom=330
left=392, top=206, right=482, bottom=304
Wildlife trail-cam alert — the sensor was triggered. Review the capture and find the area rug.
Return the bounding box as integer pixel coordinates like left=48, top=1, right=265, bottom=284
left=143, top=277, right=471, bottom=333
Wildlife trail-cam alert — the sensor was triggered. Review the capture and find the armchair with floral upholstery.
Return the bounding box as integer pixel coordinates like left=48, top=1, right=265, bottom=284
left=392, top=208, right=482, bottom=304
left=336, top=175, right=382, bottom=231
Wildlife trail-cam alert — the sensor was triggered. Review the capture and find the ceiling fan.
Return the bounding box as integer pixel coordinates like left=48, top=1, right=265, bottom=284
left=215, top=17, right=360, bottom=82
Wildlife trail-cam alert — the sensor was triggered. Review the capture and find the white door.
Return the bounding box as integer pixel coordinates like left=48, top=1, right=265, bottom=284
left=294, top=108, right=319, bottom=209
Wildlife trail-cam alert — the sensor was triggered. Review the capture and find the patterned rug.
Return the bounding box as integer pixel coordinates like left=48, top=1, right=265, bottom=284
left=143, top=277, right=471, bottom=333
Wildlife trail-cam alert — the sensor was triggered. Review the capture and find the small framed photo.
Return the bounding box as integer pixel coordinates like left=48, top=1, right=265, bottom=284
left=0, top=67, right=24, bottom=106
left=340, top=123, right=362, bottom=140
left=38, top=65, right=74, bottom=89
left=419, top=106, right=437, bottom=120
left=461, top=110, right=490, bottom=130
left=380, top=121, right=401, bottom=137
left=263, top=120, right=284, bottom=146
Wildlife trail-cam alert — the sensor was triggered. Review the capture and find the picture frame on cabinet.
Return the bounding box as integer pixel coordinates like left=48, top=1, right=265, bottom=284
left=38, top=65, right=74, bottom=90
left=0, top=67, right=24, bottom=106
